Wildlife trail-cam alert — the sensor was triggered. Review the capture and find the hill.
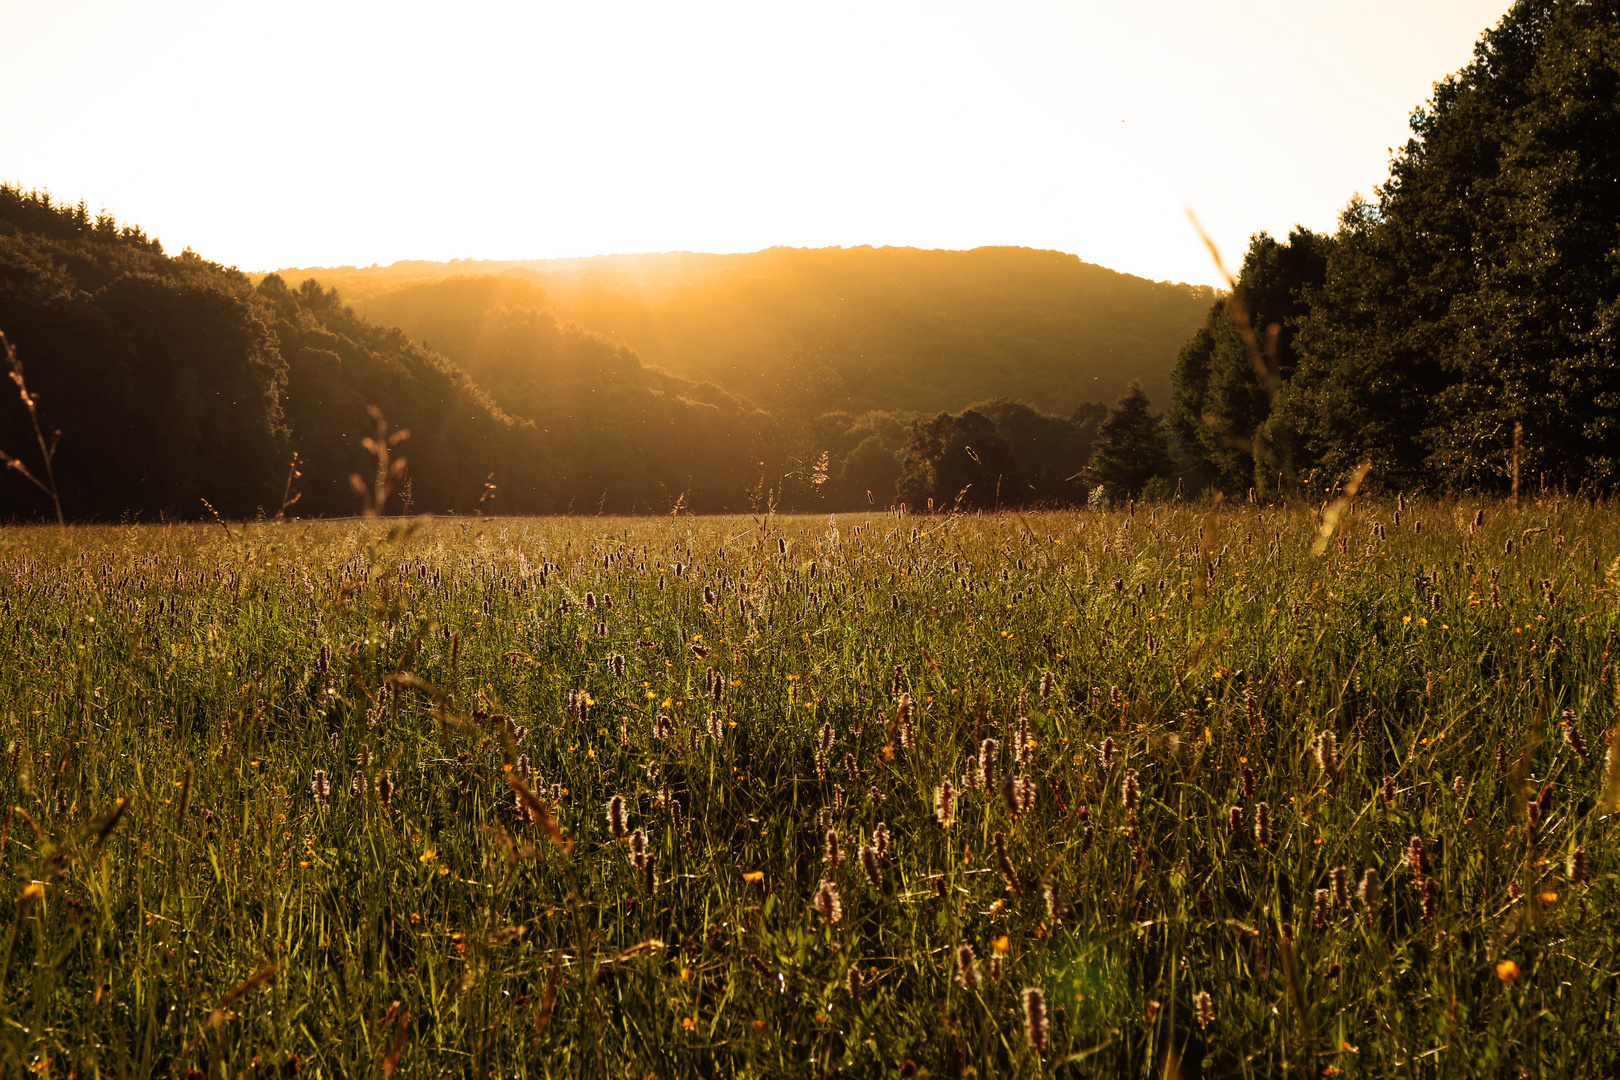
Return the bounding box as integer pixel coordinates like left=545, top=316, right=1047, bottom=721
left=276, top=246, right=1215, bottom=417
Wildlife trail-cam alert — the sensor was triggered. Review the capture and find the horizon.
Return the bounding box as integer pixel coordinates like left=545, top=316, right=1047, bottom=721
left=6, top=0, right=1513, bottom=289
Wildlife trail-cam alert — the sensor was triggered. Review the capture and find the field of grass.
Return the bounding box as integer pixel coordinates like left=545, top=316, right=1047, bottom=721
left=0, top=501, right=1617, bottom=1077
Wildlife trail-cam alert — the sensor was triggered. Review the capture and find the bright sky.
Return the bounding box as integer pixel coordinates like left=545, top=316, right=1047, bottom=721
left=4, top=0, right=1512, bottom=287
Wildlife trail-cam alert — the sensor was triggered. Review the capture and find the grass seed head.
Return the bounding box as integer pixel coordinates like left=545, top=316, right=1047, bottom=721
left=608, top=795, right=628, bottom=840
left=1195, top=989, right=1213, bottom=1031
left=956, top=943, right=980, bottom=988
left=814, top=879, right=843, bottom=925
left=934, top=781, right=956, bottom=827
left=1022, top=987, right=1049, bottom=1053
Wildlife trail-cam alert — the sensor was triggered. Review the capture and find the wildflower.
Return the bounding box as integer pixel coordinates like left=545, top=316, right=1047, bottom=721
left=1453, top=774, right=1467, bottom=801
left=1022, top=987, right=1049, bottom=1053
left=956, top=943, right=980, bottom=988
left=1378, top=775, right=1395, bottom=809
left=1241, top=765, right=1255, bottom=803
left=935, top=781, right=956, bottom=827
left=1194, top=989, right=1213, bottom=1031
left=1122, top=768, right=1140, bottom=812
left=1253, top=801, right=1270, bottom=848
left=310, top=769, right=330, bottom=809
left=1496, top=959, right=1520, bottom=983
left=814, top=879, right=843, bottom=925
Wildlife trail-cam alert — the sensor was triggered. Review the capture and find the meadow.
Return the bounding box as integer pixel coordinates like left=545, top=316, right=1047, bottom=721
left=0, top=500, right=1616, bottom=1077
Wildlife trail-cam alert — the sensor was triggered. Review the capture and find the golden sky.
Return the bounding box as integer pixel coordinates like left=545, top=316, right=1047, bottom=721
left=5, top=0, right=1512, bottom=287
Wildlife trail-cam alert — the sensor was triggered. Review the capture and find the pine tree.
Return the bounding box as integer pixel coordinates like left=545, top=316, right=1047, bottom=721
left=1086, top=382, right=1172, bottom=500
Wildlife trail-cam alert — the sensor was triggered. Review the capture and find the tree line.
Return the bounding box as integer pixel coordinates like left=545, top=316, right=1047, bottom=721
left=1172, top=0, right=1620, bottom=496
left=1, top=186, right=1179, bottom=520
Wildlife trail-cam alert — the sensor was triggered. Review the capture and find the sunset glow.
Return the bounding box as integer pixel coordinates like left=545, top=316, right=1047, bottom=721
left=6, top=0, right=1511, bottom=285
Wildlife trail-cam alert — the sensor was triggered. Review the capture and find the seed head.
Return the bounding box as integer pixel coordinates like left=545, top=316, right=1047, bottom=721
left=1253, top=801, right=1271, bottom=848
left=1227, top=806, right=1242, bottom=837
left=1312, top=888, right=1331, bottom=930
left=1039, top=671, right=1054, bottom=700
left=1407, top=835, right=1428, bottom=879
left=819, top=722, right=834, bottom=753
left=1098, top=737, right=1116, bottom=771
left=814, top=879, right=843, bottom=925
left=823, top=828, right=843, bottom=868
left=846, top=966, right=862, bottom=1001
left=1194, top=989, right=1213, bottom=1031
left=873, top=822, right=890, bottom=859
left=956, top=943, right=980, bottom=989
left=993, top=830, right=1019, bottom=893
left=374, top=770, right=394, bottom=810
left=1452, top=774, right=1467, bottom=801
left=1567, top=847, right=1589, bottom=885
left=860, top=844, right=882, bottom=887
left=1562, top=711, right=1588, bottom=758
left=1241, top=765, right=1255, bottom=802
left=1314, top=730, right=1338, bottom=774
left=607, top=795, right=628, bottom=839
left=1358, top=867, right=1383, bottom=920
left=1331, top=866, right=1349, bottom=908
left=310, top=769, right=330, bottom=808
left=934, top=781, right=956, bottom=827
left=1122, top=768, right=1140, bottom=812
left=629, top=828, right=648, bottom=867
left=1022, top=987, right=1049, bottom=1053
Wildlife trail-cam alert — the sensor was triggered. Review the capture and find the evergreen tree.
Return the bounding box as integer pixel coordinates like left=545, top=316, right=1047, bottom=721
left=1086, top=383, right=1172, bottom=500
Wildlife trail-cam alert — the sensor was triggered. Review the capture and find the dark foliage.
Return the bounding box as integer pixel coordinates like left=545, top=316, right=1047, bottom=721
left=1182, top=1, right=1620, bottom=493
left=1086, top=382, right=1173, bottom=500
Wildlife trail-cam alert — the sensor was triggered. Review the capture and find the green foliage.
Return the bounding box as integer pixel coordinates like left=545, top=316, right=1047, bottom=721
left=1085, top=383, right=1173, bottom=501
left=1, top=501, right=1618, bottom=1076
left=1169, top=230, right=1331, bottom=495
left=1186, top=0, right=1620, bottom=494
left=895, top=400, right=1099, bottom=511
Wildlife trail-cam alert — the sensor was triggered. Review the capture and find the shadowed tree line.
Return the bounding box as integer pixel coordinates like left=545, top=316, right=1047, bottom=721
left=0, top=187, right=1179, bottom=520
left=1173, top=0, right=1620, bottom=496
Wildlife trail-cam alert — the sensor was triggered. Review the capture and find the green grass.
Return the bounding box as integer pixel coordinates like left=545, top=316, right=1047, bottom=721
left=0, top=501, right=1617, bottom=1077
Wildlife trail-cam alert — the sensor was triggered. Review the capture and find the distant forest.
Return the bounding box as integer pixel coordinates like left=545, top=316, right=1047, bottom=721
left=6, top=0, right=1609, bottom=520
left=1172, top=0, right=1620, bottom=496
left=0, top=196, right=1192, bottom=520
left=284, top=247, right=1213, bottom=417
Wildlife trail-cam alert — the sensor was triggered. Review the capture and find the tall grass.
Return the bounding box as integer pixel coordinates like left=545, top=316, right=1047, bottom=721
left=0, top=499, right=1615, bottom=1076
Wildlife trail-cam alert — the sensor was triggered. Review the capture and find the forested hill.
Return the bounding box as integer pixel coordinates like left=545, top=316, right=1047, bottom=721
left=276, top=246, right=1215, bottom=416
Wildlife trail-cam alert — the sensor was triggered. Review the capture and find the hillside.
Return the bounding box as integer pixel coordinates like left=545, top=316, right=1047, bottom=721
left=277, top=246, right=1215, bottom=416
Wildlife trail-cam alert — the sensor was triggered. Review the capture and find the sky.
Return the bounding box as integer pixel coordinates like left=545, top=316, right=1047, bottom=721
left=4, top=0, right=1514, bottom=287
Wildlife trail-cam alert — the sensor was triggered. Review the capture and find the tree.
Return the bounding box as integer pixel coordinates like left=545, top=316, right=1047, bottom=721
left=1086, top=382, right=1172, bottom=500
